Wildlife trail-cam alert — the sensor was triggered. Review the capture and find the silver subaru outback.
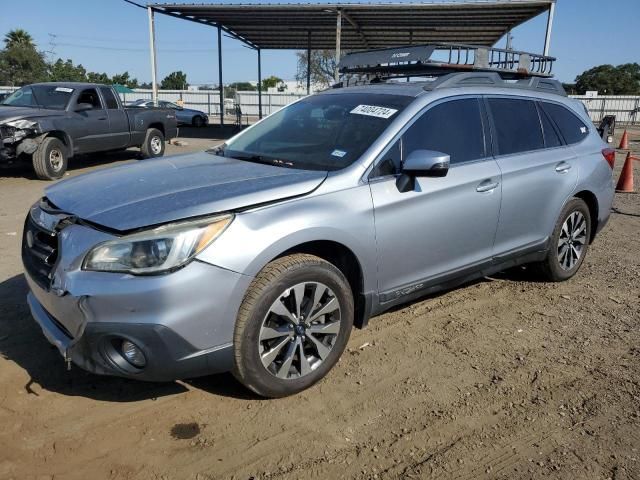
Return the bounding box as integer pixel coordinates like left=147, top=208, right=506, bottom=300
left=22, top=66, right=615, bottom=397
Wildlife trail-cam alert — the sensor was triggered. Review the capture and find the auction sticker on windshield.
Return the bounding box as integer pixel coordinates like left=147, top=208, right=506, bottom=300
left=350, top=105, right=398, bottom=119
left=55, top=87, right=74, bottom=93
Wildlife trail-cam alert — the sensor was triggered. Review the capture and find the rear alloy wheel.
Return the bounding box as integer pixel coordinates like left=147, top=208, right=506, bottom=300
left=557, top=211, right=588, bottom=271
left=32, top=137, right=68, bottom=180
left=536, top=198, right=591, bottom=282
left=233, top=254, right=354, bottom=398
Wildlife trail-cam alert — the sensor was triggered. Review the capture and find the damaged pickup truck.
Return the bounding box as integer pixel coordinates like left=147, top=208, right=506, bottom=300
left=0, top=82, right=178, bottom=180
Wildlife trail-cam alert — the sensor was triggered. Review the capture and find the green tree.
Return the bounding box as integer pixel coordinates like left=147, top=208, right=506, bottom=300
left=111, top=71, right=139, bottom=89
left=160, top=71, right=188, bottom=90
left=296, top=49, right=342, bottom=88
left=4, top=29, right=35, bottom=48
left=261, top=75, right=284, bottom=91
left=48, top=58, right=87, bottom=82
left=224, top=81, right=256, bottom=98
left=86, top=71, right=111, bottom=84
left=574, top=63, right=640, bottom=95
left=227, top=82, right=255, bottom=91
left=0, top=43, right=47, bottom=86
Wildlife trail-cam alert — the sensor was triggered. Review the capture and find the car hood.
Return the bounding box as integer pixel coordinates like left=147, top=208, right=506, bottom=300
left=0, top=106, right=63, bottom=123
left=45, top=152, right=327, bottom=231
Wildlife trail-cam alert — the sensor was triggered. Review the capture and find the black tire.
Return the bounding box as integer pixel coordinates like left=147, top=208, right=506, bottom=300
left=536, top=198, right=591, bottom=282
left=32, top=137, right=67, bottom=180
left=140, top=128, right=165, bottom=159
left=232, top=254, right=354, bottom=398
left=192, top=115, right=205, bottom=127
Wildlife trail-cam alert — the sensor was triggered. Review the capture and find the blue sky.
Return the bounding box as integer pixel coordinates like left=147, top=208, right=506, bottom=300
left=1, top=0, right=638, bottom=85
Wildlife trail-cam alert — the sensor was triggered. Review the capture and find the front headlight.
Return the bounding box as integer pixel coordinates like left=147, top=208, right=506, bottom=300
left=82, top=214, right=233, bottom=274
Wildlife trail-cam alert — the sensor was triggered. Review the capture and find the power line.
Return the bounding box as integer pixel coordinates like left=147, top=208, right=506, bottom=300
left=53, top=41, right=248, bottom=53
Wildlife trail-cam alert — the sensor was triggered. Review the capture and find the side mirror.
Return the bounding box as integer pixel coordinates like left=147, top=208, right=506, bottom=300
left=75, top=103, right=93, bottom=112
left=396, top=150, right=450, bottom=193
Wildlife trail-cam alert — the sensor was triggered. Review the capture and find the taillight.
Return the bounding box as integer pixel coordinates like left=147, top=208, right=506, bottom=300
left=602, top=148, right=615, bottom=169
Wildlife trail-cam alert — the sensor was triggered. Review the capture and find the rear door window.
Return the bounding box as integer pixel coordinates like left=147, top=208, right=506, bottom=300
left=403, top=98, right=486, bottom=165
left=540, top=102, right=589, bottom=145
left=488, top=98, right=544, bottom=155
left=99, top=87, right=119, bottom=109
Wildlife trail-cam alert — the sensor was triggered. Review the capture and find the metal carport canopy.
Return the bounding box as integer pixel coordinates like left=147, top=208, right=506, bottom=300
left=148, top=1, right=555, bottom=50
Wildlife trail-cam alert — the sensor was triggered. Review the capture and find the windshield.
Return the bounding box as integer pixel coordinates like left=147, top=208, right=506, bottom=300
left=1, top=85, right=73, bottom=110
left=222, top=93, right=412, bottom=171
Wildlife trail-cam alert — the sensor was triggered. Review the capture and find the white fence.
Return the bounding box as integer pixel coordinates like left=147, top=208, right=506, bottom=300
left=2, top=85, right=639, bottom=125
left=234, top=91, right=307, bottom=116
left=121, top=89, right=224, bottom=115
left=570, top=95, right=640, bottom=125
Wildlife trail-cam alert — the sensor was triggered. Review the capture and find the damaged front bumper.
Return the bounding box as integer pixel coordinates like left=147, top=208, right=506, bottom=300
left=0, top=120, right=41, bottom=164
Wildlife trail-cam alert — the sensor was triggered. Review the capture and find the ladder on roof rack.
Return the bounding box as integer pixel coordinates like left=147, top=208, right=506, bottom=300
left=338, top=43, right=556, bottom=80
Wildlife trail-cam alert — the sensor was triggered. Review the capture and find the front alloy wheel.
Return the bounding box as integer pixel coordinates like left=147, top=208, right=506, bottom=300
left=232, top=254, right=354, bottom=398
left=259, top=282, right=342, bottom=379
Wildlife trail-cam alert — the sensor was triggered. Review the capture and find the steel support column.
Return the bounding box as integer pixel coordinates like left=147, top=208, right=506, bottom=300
left=335, top=9, right=342, bottom=83
left=258, top=48, right=263, bottom=119
left=147, top=7, right=158, bottom=106
left=217, top=26, right=224, bottom=127
left=307, top=30, right=311, bottom=95
left=543, top=1, right=556, bottom=56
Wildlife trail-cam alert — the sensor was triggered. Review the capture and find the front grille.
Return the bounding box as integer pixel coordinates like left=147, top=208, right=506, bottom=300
left=22, top=214, right=59, bottom=290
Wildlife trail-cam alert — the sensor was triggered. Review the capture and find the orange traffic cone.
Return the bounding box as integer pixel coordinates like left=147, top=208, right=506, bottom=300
left=616, top=152, right=635, bottom=192
left=618, top=129, right=629, bottom=150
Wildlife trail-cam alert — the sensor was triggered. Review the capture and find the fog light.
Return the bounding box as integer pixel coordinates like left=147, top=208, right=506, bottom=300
left=121, top=340, right=146, bottom=368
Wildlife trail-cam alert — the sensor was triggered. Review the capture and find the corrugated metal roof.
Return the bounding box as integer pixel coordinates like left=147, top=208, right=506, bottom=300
left=149, top=1, right=554, bottom=50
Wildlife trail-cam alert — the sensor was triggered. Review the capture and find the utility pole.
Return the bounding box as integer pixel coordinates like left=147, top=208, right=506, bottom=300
left=335, top=9, right=342, bottom=83
left=147, top=6, right=158, bottom=106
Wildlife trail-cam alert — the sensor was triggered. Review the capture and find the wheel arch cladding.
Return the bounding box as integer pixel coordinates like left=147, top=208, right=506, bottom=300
left=148, top=122, right=165, bottom=136
left=46, top=130, right=73, bottom=154
left=276, top=240, right=367, bottom=329
left=574, top=190, right=599, bottom=243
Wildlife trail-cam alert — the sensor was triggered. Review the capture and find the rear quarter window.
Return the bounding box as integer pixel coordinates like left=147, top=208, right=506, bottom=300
left=540, top=102, right=589, bottom=145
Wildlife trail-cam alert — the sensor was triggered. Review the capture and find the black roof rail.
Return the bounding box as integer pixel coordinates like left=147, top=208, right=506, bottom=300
left=338, top=43, right=556, bottom=80
left=422, top=72, right=566, bottom=96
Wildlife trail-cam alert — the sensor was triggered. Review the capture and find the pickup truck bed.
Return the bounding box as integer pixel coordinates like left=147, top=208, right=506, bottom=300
left=0, top=82, right=178, bottom=180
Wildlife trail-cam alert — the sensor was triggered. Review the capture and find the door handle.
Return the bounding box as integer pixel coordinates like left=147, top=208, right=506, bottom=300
left=476, top=180, right=499, bottom=193
left=555, top=162, right=572, bottom=173
left=98, top=117, right=107, bottom=121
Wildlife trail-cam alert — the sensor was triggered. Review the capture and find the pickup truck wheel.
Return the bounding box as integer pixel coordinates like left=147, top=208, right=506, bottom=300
left=32, top=137, right=67, bottom=180
left=140, top=128, right=165, bottom=158
left=192, top=115, right=205, bottom=127
left=232, top=254, right=354, bottom=398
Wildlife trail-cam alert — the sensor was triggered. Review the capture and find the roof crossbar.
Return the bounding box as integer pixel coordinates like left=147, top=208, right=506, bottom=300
left=338, top=43, right=555, bottom=80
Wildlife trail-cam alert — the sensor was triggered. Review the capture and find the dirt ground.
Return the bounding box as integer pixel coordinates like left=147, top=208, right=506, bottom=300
left=0, top=126, right=638, bottom=480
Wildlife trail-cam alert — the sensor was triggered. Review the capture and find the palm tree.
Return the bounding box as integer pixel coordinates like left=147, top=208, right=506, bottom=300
left=4, top=29, right=35, bottom=48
